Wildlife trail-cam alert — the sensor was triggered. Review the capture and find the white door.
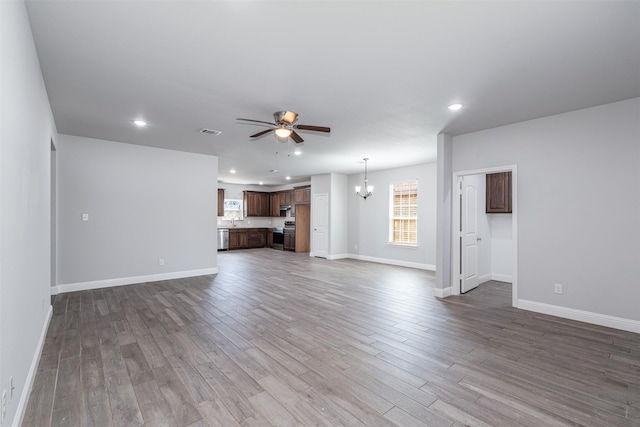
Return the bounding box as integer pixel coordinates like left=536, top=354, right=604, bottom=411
left=461, top=177, right=480, bottom=293
left=312, top=193, right=328, bottom=258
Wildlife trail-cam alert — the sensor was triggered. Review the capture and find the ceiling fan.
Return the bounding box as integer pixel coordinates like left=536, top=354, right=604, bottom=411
left=236, top=111, right=330, bottom=144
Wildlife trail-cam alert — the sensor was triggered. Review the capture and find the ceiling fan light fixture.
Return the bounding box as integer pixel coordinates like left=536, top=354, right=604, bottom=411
left=282, top=111, right=298, bottom=124
left=275, top=128, right=292, bottom=138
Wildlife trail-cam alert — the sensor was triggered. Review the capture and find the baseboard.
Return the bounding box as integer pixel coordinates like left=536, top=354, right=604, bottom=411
left=478, top=273, right=492, bottom=283
left=434, top=287, right=452, bottom=298
left=346, top=254, right=436, bottom=271
left=518, top=299, right=640, bottom=334
left=491, top=273, right=512, bottom=283
left=327, top=253, right=349, bottom=260
left=13, top=304, right=53, bottom=427
left=52, top=267, right=218, bottom=295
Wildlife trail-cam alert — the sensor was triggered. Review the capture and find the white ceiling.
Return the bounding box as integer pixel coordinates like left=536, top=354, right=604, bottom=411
left=25, top=1, right=640, bottom=186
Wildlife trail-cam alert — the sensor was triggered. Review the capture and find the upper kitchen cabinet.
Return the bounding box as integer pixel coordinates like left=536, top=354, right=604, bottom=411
left=294, top=186, right=311, bottom=204
left=269, top=192, right=279, bottom=217
left=486, top=172, right=512, bottom=213
left=280, top=190, right=292, bottom=206
left=243, top=191, right=270, bottom=217
left=291, top=186, right=310, bottom=217
left=217, top=188, right=224, bottom=216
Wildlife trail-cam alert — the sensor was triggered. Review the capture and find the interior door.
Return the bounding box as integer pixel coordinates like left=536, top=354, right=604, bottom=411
left=461, top=177, right=480, bottom=293
left=312, top=193, right=328, bottom=258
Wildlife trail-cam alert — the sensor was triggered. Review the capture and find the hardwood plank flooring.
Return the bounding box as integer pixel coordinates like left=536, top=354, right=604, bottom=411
left=24, top=249, right=639, bottom=426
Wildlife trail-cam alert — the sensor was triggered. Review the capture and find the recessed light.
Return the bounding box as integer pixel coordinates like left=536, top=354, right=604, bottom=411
left=294, top=150, right=301, bottom=156
left=230, top=169, right=236, bottom=174
left=448, top=103, right=463, bottom=111
left=132, top=119, right=147, bottom=127
left=199, top=128, right=222, bottom=136
left=285, top=176, right=291, bottom=180
left=259, top=182, right=263, bottom=185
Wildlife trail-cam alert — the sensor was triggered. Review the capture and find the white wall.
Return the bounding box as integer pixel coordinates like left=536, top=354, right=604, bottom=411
left=452, top=98, right=640, bottom=326
left=56, top=135, right=218, bottom=290
left=347, top=162, right=437, bottom=269
left=0, top=1, right=58, bottom=425
left=330, top=173, right=349, bottom=257
left=436, top=133, right=453, bottom=292
left=489, top=214, right=513, bottom=281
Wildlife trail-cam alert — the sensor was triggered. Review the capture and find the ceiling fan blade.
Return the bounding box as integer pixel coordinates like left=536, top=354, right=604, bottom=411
left=290, top=130, right=304, bottom=144
left=294, top=124, right=331, bottom=133
left=236, top=118, right=276, bottom=126
left=281, top=111, right=299, bottom=124
left=250, top=129, right=274, bottom=138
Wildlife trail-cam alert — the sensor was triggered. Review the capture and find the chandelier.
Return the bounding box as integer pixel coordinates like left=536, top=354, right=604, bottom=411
left=355, top=158, right=374, bottom=200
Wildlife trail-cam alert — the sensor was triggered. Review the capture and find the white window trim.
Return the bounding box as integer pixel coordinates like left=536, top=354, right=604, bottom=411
left=388, top=181, right=418, bottom=246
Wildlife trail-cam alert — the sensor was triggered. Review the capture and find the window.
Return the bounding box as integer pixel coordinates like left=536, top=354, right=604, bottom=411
left=223, top=199, right=243, bottom=220
left=389, top=181, right=417, bottom=245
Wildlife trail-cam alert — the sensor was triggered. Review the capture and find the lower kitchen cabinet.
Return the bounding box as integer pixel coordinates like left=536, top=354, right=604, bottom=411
left=284, top=229, right=295, bottom=251
left=229, top=228, right=269, bottom=250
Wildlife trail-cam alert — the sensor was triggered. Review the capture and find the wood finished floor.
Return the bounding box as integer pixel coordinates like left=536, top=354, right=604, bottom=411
left=24, top=249, right=639, bottom=426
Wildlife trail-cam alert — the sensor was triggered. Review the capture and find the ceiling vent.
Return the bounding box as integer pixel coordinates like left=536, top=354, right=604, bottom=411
left=199, top=128, right=222, bottom=136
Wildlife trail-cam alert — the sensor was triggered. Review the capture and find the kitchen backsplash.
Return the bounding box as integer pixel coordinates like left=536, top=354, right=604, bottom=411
left=217, top=217, right=290, bottom=228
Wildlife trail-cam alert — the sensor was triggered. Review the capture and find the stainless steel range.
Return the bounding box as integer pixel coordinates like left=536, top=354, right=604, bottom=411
left=272, top=226, right=284, bottom=250
left=272, top=221, right=295, bottom=250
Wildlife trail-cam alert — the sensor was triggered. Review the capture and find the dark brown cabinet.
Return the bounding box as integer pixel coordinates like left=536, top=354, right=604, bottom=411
left=293, top=186, right=310, bottom=204
left=280, top=190, right=292, bottom=205
left=269, top=192, right=279, bottom=217
left=229, top=231, right=239, bottom=248
left=486, top=172, right=512, bottom=213
left=243, top=191, right=270, bottom=217
left=291, top=186, right=310, bottom=218
left=284, top=228, right=295, bottom=251
left=217, top=188, right=224, bottom=216
left=229, top=228, right=269, bottom=250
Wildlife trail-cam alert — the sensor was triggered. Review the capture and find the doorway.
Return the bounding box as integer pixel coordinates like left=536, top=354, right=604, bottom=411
left=452, top=166, right=518, bottom=307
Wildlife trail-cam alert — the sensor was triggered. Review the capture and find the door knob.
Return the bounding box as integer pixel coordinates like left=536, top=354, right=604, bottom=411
left=476, top=237, right=482, bottom=241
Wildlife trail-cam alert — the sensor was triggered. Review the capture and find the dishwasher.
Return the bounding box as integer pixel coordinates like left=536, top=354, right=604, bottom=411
left=217, top=228, right=229, bottom=251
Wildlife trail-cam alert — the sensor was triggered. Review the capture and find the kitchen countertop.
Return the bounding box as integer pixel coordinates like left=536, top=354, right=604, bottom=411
left=225, top=227, right=271, bottom=232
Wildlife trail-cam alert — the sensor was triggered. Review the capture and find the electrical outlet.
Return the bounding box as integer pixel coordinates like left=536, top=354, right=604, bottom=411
left=158, top=258, right=165, bottom=266
left=82, top=213, right=89, bottom=221
left=554, top=283, right=563, bottom=294
left=355, top=244, right=358, bottom=250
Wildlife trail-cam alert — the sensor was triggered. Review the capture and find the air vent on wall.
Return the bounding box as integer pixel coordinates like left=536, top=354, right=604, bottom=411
left=199, top=128, right=222, bottom=136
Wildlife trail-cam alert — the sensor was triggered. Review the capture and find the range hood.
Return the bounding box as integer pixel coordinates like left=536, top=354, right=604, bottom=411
left=279, top=205, right=291, bottom=210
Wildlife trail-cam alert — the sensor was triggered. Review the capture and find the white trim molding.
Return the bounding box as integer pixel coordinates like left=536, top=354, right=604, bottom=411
left=518, top=299, right=640, bottom=334
left=52, top=268, right=218, bottom=295
left=14, top=305, right=53, bottom=427
left=478, top=273, right=492, bottom=284
left=327, top=253, right=350, bottom=260
left=491, top=274, right=513, bottom=283
left=347, top=253, right=435, bottom=271
left=434, top=287, right=452, bottom=298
